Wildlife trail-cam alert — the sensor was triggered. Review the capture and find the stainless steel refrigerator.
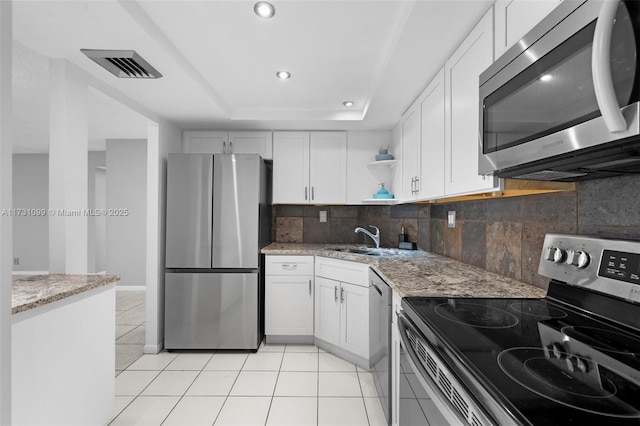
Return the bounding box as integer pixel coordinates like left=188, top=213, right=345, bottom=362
left=164, top=153, right=271, bottom=350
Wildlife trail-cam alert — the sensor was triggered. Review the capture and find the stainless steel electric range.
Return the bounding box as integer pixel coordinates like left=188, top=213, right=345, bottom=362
left=399, top=234, right=640, bottom=425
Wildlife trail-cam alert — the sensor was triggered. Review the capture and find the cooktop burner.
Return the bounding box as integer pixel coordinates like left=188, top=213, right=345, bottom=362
left=498, top=347, right=640, bottom=418
left=508, top=300, right=568, bottom=319
left=434, top=301, right=519, bottom=329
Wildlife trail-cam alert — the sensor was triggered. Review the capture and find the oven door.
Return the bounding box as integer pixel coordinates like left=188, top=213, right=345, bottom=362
left=479, top=0, right=640, bottom=178
left=397, top=312, right=495, bottom=426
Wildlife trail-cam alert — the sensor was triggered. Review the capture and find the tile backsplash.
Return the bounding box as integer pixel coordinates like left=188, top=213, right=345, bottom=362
left=272, top=174, right=640, bottom=290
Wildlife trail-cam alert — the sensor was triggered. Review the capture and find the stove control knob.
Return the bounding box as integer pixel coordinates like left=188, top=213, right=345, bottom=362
left=551, top=342, right=566, bottom=359
left=567, top=250, right=590, bottom=269
left=566, top=355, right=590, bottom=374
left=544, top=247, right=557, bottom=261
left=553, top=248, right=567, bottom=264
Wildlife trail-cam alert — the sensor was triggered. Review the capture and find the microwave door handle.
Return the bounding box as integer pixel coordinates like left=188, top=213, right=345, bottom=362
left=592, top=0, right=627, bottom=133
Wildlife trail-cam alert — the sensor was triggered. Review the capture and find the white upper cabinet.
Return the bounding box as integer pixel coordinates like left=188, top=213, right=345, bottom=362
left=400, top=104, right=421, bottom=201
left=183, top=131, right=273, bottom=159
left=273, top=131, right=347, bottom=204
left=494, top=0, right=563, bottom=58
left=444, top=7, right=500, bottom=196
left=418, top=68, right=446, bottom=200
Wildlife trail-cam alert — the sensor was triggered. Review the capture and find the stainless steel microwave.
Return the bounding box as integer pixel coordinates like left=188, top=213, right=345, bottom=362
left=479, top=0, right=640, bottom=181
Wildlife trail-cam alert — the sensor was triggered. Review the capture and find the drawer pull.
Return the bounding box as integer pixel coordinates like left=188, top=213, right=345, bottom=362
left=281, top=264, right=298, bottom=271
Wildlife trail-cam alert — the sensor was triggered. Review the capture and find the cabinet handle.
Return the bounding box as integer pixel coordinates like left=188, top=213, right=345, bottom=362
left=411, top=177, right=416, bottom=195
left=340, top=287, right=344, bottom=303
left=311, top=186, right=315, bottom=201
left=305, top=187, right=308, bottom=200
left=223, top=141, right=227, bottom=154
left=414, top=176, right=420, bottom=195
left=334, top=286, right=338, bottom=302
left=281, top=264, right=297, bottom=271
left=309, top=279, right=312, bottom=295
left=229, top=141, right=233, bottom=153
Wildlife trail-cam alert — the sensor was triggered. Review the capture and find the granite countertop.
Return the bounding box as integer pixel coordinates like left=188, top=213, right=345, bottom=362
left=262, top=243, right=546, bottom=299
left=12, top=274, right=120, bottom=315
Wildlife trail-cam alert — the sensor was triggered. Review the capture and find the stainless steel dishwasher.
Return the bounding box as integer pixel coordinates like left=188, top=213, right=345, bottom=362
left=370, top=270, right=392, bottom=425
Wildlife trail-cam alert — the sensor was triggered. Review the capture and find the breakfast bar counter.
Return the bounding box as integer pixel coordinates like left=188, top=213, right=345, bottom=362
left=11, top=273, right=119, bottom=426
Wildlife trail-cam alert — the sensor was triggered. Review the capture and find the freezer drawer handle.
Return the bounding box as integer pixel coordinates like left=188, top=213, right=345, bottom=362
left=281, top=264, right=298, bottom=271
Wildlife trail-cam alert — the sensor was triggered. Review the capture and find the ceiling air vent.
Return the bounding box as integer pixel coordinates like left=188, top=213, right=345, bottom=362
left=80, top=49, right=162, bottom=79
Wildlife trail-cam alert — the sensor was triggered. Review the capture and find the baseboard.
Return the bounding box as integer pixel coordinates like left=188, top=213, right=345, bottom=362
left=265, top=335, right=314, bottom=345
left=314, top=337, right=370, bottom=371
left=144, top=343, right=163, bottom=354
left=116, top=286, right=147, bottom=292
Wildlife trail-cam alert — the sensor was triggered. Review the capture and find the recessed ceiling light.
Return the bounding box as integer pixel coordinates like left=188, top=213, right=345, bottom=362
left=254, top=2, right=275, bottom=18
left=276, top=70, right=291, bottom=80
left=343, top=101, right=355, bottom=107
left=539, top=74, right=553, bottom=82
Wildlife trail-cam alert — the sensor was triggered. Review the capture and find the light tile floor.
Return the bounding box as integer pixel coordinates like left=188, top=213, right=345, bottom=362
left=112, top=291, right=388, bottom=425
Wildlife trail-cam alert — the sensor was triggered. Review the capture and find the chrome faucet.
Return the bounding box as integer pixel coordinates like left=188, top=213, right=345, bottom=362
left=354, top=225, right=380, bottom=248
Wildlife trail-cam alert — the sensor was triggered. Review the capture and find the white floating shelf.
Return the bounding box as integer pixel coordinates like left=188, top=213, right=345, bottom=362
left=366, top=160, right=398, bottom=168
left=362, top=198, right=400, bottom=205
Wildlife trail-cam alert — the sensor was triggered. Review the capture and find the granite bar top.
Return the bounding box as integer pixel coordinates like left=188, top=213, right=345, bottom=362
left=262, top=243, right=546, bottom=299
left=12, top=274, right=120, bottom=315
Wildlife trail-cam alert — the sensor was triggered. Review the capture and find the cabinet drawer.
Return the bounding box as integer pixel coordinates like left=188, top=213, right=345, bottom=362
left=265, top=255, right=314, bottom=276
left=315, top=257, right=369, bottom=287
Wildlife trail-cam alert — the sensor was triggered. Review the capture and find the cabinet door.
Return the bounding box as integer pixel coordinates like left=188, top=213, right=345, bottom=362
left=183, top=131, right=226, bottom=154
left=273, top=132, right=310, bottom=204
left=340, top=282, right=369, bottom=359
left=401, top=105, right=420, bottom=200
left=265, top=275, right=313, bottom=336
left=309, top=132, right=347, bottom=204
left=314, top=277, right=341, bottom=346
left=444, top=8, right=500, bottom=196
left=419, top=68, right=446, bottom=200
left=228, top=131, right=273, bottom=159
left=494, top=0, right=562, bottom=58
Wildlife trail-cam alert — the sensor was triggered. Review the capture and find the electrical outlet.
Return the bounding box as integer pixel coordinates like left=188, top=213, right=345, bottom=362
left=319, top=210, right=327, bottom=223
left=447, top=211, right=456, bottom=228
left=13, top=257, right=19, bottom=266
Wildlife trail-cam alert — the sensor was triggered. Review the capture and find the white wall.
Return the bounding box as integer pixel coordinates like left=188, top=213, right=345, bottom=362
left=87, top=151, right=105, bottom=273
left=0, top=2, right=12, bottom=422
left=145, top=120, right=181, bottom=353
left=12, top=154, right=48, bottom=272
left=106, top=139, right=147, bottom=287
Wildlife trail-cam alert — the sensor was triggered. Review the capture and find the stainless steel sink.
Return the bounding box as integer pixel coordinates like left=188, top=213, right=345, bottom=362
left=324, top=247, right=400, bottom=257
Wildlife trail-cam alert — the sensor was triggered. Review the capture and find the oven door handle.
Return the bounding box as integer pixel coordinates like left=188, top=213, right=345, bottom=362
left=397, top=313, right=470, bottom=426
left=592, top=0, right=627, bottom=133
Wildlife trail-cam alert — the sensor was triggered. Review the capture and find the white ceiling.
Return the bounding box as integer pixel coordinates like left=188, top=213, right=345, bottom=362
left=11, top=0, right=493, bottom=153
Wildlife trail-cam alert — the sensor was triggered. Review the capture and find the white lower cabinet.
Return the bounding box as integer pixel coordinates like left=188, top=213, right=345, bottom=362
left=265, top=255, right=314, bottom=339
left=314, top=257, right=370, bottom=360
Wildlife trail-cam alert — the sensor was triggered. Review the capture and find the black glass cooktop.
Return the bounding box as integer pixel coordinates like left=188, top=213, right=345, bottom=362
left=402, top=291, right=640, bottom=425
